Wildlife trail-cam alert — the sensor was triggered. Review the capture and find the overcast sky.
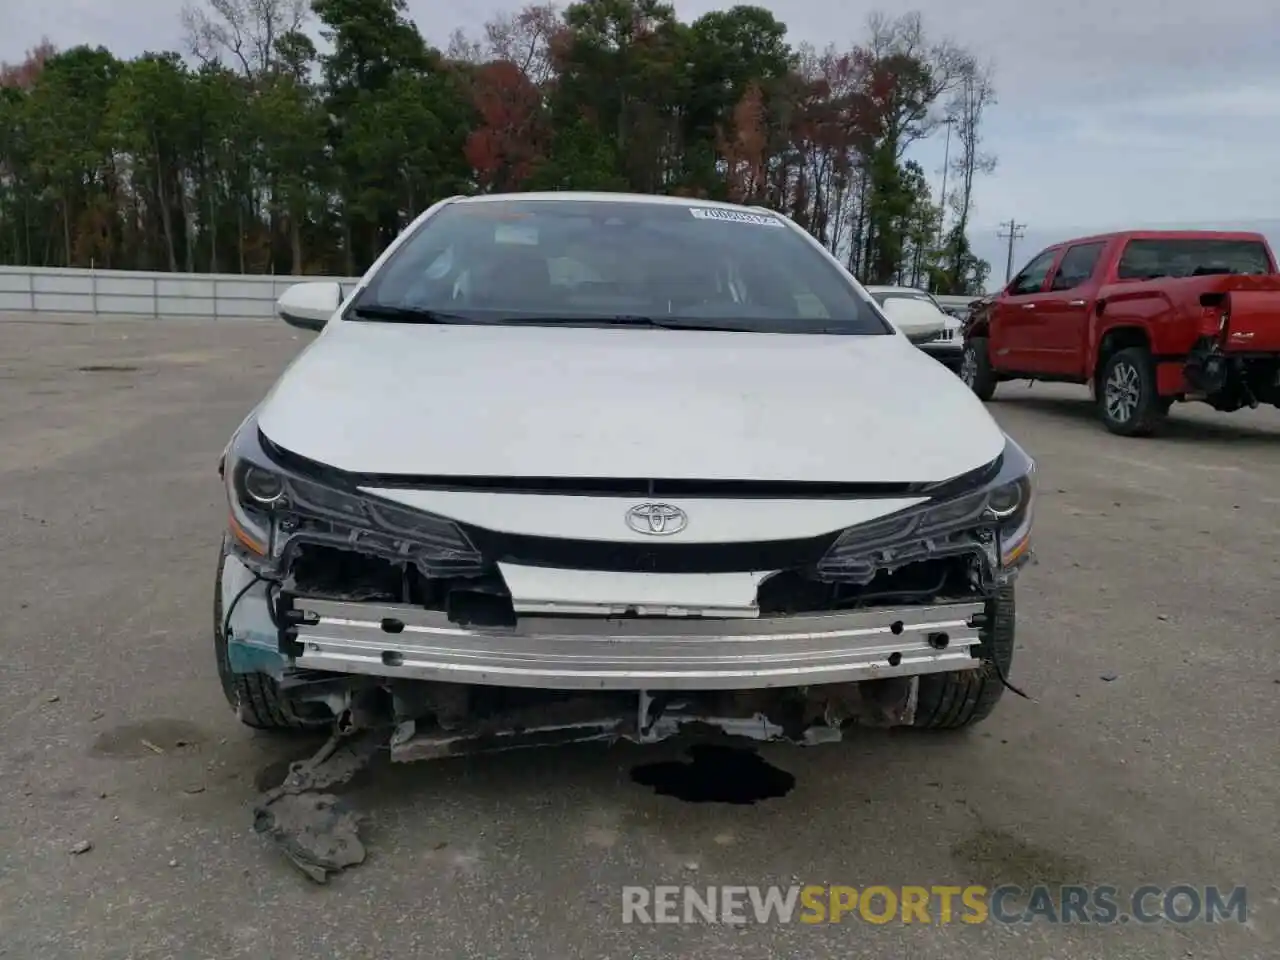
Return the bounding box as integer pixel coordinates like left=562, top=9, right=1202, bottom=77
left=5, top=0, right=1279, bottom=282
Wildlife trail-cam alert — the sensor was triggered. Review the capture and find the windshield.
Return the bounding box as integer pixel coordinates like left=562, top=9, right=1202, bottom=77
left=350, top=198, right=891, bottom=335
left=1116, top=238, right=1273, bottom=279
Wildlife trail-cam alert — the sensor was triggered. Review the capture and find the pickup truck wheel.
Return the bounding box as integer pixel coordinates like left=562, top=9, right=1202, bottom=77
left=912, top=585, right=1015, bottom=730
left=1098, top=347, right=1166, bottom=436
left=213, top=538, right=329, bottom=732
left=961, top=337, right=997, bottom=401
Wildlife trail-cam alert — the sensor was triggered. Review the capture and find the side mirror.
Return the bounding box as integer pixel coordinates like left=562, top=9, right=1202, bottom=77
left=277, top=281, right=343, bottom=331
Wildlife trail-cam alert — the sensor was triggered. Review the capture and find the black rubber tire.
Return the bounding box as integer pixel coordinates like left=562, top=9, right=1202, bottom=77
left=913, top=585, right=1016, bottom=730
left=961, top=337, right=998, bottom=401
left=1097, top=346, right=1166, bottom=437
left=213, top=538, right=328, bottom=731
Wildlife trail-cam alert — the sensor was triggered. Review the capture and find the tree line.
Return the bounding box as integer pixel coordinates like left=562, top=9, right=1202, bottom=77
left=0, top=0, right=997, bottom=293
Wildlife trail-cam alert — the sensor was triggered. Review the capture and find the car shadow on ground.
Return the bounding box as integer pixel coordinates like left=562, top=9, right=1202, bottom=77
left=995, top=389, right=1280, bottom=449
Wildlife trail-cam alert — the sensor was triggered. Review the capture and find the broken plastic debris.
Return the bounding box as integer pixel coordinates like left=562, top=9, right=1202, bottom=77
left=251, top=727, right=384, bottom=883
left=253, top=794, right=365, bottom=883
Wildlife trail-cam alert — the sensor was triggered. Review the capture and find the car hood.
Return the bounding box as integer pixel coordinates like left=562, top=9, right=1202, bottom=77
left=878, top=297, right=948, bottom=339
left=256, top=320, right=1006, bottom=484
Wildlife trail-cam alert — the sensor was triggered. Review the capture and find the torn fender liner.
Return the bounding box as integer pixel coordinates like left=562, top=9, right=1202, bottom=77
left=254, top=793, right=364, bottom=883
left=251, top=727, right=386, bottom=883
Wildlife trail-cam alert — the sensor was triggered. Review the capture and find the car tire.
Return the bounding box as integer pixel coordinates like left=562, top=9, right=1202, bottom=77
left=213, top=537, right=329, bottom=731
left=913, top=585, right=1015, bottom=730
left=1098, top=346, right=1166, bottom=436
left=961, top=337, right=997, bottom=401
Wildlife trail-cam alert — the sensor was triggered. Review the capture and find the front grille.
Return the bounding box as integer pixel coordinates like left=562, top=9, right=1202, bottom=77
left=458, top=525, right=840, bottom=574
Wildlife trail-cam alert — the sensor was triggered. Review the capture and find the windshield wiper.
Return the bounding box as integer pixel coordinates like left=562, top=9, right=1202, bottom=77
left=348, top=306, right=698, bottom=328
left=348, top=306, right=833, bottom=333
left=599, top=315, right=756, bottom=332
left=348, top=304, right=479, bottom=324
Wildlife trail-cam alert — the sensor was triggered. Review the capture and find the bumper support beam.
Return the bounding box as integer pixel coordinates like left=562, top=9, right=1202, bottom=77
left=278, top=594, right=987, bottom=691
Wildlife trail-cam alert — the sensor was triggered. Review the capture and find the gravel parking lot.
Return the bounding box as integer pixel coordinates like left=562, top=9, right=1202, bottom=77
left=2, top=314, right=1279, bottom=959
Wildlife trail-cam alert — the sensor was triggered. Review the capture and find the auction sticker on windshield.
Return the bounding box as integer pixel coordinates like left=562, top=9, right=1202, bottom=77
left=690, top=207, right=784, bottom=227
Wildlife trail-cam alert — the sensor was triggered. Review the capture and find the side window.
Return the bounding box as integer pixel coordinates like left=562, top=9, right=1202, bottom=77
left=1050, top=242, right=1105, bottom=291
left=1008, top=249, right=1058, bottom=296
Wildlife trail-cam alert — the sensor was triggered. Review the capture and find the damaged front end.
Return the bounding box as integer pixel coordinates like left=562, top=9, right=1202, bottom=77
left=217, top=419, right=1035, bottom=757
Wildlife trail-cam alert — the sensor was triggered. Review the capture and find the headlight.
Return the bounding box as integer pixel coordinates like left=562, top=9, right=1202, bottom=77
left=221, top=421, right=485, bottom=577
left=817, top=437, right=1035, bottom=582
left=241, top=465, right=285, bottom=506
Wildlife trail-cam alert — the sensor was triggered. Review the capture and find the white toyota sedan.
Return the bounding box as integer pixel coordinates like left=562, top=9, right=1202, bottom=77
left=215, top=192, right=1035, bottom=759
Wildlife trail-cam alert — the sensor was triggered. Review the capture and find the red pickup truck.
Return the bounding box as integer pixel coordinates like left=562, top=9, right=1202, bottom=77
left=960, top=229, right=1280, bottom=435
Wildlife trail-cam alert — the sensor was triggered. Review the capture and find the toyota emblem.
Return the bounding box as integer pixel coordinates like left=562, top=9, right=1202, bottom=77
left=625, top=502, right=688, bottom=536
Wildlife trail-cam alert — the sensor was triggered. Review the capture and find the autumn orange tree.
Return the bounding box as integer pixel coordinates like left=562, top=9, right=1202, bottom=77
left=0, top=0, right=996, bottom=291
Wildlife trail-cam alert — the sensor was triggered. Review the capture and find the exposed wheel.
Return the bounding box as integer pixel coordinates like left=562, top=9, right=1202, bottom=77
left=961, top=337, right=997, bottom=401
left=214, top=538, right=329, bottom=731
left=913, top=585, right=1016, bottom=730
left=1098, top=346, right=1166, bottom=436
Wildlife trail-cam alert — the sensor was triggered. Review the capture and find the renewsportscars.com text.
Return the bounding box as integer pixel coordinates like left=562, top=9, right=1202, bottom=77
left=621, top=884, right=1247, bottom=925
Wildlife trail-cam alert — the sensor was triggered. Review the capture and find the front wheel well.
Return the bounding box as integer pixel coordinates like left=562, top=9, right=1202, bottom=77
left=1094, top=326, right=1151, bottom=379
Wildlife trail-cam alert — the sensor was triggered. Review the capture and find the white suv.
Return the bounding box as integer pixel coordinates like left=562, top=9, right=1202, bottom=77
left=864, top=285, right=964, bottom=372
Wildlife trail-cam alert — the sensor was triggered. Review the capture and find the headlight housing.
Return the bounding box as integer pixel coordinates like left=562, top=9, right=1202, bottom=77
left=816, top=436, right=1035, bottom=584
left=220, top=421, right=485, bottom=578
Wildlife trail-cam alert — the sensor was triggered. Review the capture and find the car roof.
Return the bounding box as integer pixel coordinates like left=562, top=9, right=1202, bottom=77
left=1045, top=229, right=1271, bottom=249
left=862, top=285, right=932, bottom=295
left=450, top=191, right=777, bottom=216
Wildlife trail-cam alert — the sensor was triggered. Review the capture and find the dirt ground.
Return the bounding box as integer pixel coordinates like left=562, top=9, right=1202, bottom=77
left=2, top=314, right=1278, bottom=959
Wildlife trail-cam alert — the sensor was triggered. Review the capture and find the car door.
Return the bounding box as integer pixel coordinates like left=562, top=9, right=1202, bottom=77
left=989, top=247, right=1059, bottom=371
left=1033, top=240, right=1107, bottom=376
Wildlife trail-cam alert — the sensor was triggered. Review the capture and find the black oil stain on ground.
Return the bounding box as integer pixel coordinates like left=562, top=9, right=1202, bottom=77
left=630, top=744, right=794, bottom=804
left=77, top=364, right=138, bottom=373
left=90, top=719, right=207, bottom=759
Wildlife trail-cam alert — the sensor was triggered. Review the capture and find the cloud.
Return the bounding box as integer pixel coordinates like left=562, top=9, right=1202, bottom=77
left=1098, top=84, right=1280, bottom=123
left=4, top=0, right=1279, bottom=264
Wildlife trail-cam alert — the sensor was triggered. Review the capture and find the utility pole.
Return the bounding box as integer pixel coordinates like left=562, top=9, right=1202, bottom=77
left=998, top=219, right=1026, bottom=283
left=936, top=117, right=955, bottom=243
left=931, top=116, right=956, bottom=293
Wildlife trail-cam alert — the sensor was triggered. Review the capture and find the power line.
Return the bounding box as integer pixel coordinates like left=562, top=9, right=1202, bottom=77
left=997, top=219, right=1026, bottom=284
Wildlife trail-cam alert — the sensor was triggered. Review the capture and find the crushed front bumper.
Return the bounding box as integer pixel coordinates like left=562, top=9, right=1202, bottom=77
left=277, top=594, right=987, bottom=691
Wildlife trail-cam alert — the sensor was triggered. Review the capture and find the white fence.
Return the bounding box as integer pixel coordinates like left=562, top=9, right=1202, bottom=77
left=0, top=266, right=361, bottom=320
left=0, top=265, right=983, bottom=320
